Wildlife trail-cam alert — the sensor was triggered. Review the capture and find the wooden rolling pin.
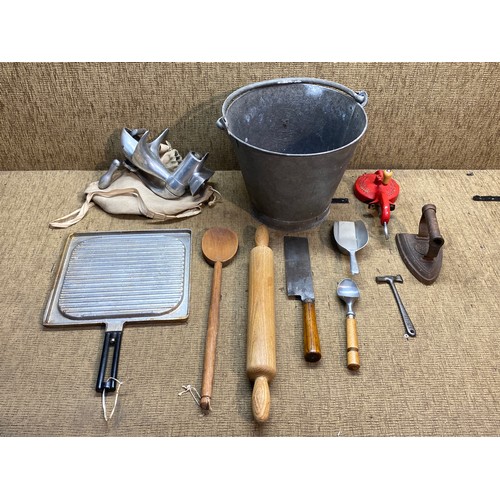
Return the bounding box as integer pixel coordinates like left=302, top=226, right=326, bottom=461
left=246, top=225, right=277, bottom=423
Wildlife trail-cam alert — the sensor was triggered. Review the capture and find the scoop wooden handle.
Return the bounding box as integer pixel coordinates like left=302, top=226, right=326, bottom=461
left=346, top=316, right=360, bottom=370
left=247, top=226, right=276, bottom=422
left=303, top=301, right=321, bottom=362
left=200, top=260, right=222, bottom=411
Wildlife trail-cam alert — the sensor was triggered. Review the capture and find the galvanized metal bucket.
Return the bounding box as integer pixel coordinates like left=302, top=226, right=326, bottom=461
left=217, top=77, right=368, bottom=231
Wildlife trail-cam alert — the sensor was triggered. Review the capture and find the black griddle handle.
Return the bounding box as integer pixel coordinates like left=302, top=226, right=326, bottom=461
left=96, top=330, right=123, bottom=393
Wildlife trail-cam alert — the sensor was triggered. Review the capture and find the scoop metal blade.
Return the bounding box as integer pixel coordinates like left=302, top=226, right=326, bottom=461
left=333, top=220, right=369, bottom=274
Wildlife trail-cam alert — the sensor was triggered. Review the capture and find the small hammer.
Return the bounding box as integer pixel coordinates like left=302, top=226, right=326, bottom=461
left=375, top=275, right=416, bottom=337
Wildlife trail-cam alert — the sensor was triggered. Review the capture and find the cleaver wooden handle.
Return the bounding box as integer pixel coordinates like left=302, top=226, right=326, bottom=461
left=247, top=225, right=276, bottom=422
left=303, top=301, right=321, bottom=362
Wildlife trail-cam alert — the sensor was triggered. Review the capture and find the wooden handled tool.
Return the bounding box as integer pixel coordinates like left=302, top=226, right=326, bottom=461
left=302, top=301, right=321, bottom=361
left=247, top=225, right=276, bottom=422
left=337, top=278, right=361, bottom=370
left=284, top=236, right=321, bottom=362
left=346, top=316, right=360, bottom=370
left=200, top=227, right=239, bottom=411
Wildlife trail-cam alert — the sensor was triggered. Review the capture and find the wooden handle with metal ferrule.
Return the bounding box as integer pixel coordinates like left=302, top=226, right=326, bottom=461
left=303, top=301, right=321, bottom=362
left=346, top=316, right=360, bottom=370
left=247, top=225, right=276, bottom=422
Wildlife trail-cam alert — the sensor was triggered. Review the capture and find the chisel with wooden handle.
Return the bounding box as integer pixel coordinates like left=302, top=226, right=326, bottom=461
left=247, top=225, right=277, bottom=422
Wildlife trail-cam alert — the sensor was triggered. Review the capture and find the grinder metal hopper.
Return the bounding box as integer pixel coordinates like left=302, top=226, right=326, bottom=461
left=43, top=230, right=191, bottom=392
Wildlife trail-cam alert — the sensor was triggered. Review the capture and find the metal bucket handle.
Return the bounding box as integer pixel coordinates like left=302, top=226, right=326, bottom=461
left=217, top=77, right=368, bottom=130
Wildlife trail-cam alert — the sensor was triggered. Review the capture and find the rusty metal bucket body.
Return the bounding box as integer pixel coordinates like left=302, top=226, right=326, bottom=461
left=217, top=78, right=368, bottom=231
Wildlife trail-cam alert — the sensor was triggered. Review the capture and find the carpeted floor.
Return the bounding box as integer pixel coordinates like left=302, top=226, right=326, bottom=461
left=0, top=168, right=499, bottom=436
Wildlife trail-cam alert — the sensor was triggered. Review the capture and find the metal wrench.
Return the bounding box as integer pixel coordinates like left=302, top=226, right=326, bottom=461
left=375, top=275, right=416, bottom=338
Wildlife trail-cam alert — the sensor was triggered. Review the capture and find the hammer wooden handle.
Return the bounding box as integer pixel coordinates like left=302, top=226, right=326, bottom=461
left=303, top=301, right=321, bottom=362
left=346, top=316, right=360, bottom=370
left=247, top=226, right=276, bottom=422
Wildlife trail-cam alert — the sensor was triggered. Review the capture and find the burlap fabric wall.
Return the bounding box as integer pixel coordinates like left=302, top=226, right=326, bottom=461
left=1, top=62, right=499, bottom=171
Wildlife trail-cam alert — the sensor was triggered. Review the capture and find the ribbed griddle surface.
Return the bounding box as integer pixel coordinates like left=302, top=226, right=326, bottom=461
left=44, top=230, right=191, bottom=327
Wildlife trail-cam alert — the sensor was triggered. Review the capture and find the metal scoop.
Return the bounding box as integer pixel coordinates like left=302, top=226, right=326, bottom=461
left=333, top=220, right=369, bottom=274
left=337, top=278, right=361, bottom=370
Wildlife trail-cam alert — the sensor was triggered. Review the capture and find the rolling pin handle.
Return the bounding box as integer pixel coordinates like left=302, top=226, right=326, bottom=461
left=252, top=376, right=271, bottom=422
left=255, top=224, right=269, bottom=247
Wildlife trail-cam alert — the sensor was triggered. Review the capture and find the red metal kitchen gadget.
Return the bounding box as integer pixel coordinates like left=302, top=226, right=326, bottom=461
left=354, top=169, right=399, bottom=239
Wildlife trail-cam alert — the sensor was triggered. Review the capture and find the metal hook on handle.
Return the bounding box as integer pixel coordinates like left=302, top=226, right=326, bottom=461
left=216, top=117, right=227, bottom=130
left=178, top=384, right=202, bottom=407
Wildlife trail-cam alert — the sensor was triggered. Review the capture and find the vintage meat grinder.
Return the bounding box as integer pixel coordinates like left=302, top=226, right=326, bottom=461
left=98, top=127, right=214, bottom=198
left=354, top=169, right=399, bottom=239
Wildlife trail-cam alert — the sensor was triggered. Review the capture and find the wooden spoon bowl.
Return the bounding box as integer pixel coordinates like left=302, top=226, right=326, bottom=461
left=202, top=227, right=239, bottom=266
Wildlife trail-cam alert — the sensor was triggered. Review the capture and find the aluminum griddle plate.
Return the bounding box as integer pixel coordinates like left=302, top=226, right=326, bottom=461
left=43, top=229, right=191, bottom=393
left=44, top=230, right=191, bottom=329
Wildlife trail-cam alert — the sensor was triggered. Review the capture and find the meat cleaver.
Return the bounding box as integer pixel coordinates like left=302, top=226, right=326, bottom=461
left=284, top=236, right=321, bottom=362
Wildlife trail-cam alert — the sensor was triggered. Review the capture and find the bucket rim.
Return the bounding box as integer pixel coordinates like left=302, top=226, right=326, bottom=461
left=218, top=77, right=369, bottom=157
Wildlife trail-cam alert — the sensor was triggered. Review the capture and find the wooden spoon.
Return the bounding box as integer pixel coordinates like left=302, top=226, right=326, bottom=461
left=200, top=227, right=239, bottom=411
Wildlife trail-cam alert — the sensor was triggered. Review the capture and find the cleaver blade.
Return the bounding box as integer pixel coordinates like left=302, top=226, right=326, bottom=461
left=284, top=236, right=315, bottom=302
left=284, top=236, right=321, bottom=362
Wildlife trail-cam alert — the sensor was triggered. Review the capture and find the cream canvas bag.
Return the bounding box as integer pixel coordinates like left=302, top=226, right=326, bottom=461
left=49, top=143, right=219, bottom=229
